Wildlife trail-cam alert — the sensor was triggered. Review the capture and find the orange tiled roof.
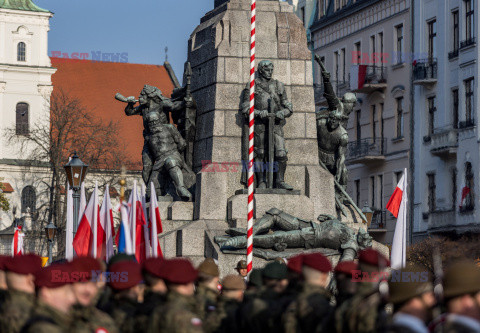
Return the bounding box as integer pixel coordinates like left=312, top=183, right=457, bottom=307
left=0, top=182, right=14, bottom=193
left=51, top=58, right=176, bottom=171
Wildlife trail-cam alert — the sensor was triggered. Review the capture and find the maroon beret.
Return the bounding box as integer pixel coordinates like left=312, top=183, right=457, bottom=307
left=5, top=254, right=42, bottom=275
left=334, top=261, right=358, bottom=276
left=163, top=258, right=198, bottom=284
left=287, top=254, right=304, bottom=274
left=302, top=253, right=332, bottom=273
left=358, top=248, right=390, bottom=267
left=108, top=260, right=142, bottom=291
left=71, top=256, right=102, bottom=282
left=0, top=255, right=10, bottom=271
left=143, top=257, right=167, bottom=279
left=35, top=262, right=75, bottom=289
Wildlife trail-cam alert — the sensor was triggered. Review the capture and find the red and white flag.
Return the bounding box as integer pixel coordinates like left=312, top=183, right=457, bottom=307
left=350, top=65, right=367, bottom=90
left=12, top=226, right=24, bottom=256
left=73, top=183, right=103, bottom=258
left=128, top=181, right=147, bottom=263
left=100, top=184, right=115, bottom=261
left=79, top=182, right=87, bottom=221
left=386, top=168, right=408, bottom=269
left=459, top=185, right=471, bottom=209
left=149, top=182, right=163, bottom=258
left=65, top=186, right=74, bottom=261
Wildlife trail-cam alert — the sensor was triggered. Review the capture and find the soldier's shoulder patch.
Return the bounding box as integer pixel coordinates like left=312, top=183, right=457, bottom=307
left=191, top=317, right=202, bottom=326
left=95, top=328, right=108, bottom=333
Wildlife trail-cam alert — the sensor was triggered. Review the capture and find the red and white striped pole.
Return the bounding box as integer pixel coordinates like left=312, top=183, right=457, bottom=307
left=247, top=0, right=256, bottom=273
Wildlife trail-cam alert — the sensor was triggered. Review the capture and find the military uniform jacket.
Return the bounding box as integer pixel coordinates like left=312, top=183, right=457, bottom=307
left=70, top=303, right=119, bottom=333
left=203, top=296, right=242, bottom=333
left=195, top=285, right=219, bottom=320
left=283, top=283, right=333, bottom=333
left=344, top=283, right=382, bottom=333
left=101, top=294, right=137, bottom=333
left=147, top=291, right=203, bottom=333
left=134, top=290, right=167, bottom=333
left=0, top=289, right=36, bottom=333
left=21, top=300, right=71, bottom=333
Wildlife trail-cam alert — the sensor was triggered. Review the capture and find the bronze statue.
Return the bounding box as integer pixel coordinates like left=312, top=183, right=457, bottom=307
left=215, top=208, right=372, bottom=261
left=241, top=60, right=294, bottom=190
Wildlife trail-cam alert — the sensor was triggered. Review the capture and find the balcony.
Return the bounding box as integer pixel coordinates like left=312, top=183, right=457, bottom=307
left=351, top=66, right=387, bottom=94
left=429, top=125, right=458, bottom=157
left=458, top=119, right=475, bottom=129
left=346, top=138, right=387, bottom=165
left=368, top=210, right=387, bottom=233
left=460, top=37, right=476, bottom=49
left=413, top=59, right=437, bottom=86
left=448, top=49, right=459, bottom=60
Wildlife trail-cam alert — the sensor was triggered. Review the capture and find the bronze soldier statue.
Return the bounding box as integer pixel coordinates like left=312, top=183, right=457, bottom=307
left=241, top=60, right=294, bottom=190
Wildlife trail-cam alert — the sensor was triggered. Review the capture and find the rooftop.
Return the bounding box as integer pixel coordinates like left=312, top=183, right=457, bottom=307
left=0, top=0, right=49, bottom=13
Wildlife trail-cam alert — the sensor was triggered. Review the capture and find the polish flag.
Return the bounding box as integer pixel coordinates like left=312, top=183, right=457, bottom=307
left=387, top=168, right=408, bottom=269
left=100, top=185, right=115, bottom=261
left=12, top=226, right=24, bottom=256
left=350, top=65, right=367, bottom=90
left=73, top=183, right=103, bottom=258
left=128, top=181, right=147, bottom=263
left=459, top=186, right=471, bottom=209
left=65, top=186, right=74, bottom=261
left=79, top=182, right=87, bottom=222
left=141, top=184, right=151, bottom=258
left=149, top=182, right=163, bottom=258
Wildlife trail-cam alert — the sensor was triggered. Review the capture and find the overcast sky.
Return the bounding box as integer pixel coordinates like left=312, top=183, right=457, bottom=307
left=36, top=0, right=213, bottom=78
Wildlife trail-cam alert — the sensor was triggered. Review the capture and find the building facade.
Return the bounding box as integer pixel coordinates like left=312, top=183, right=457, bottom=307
left=310, top=0, right=411, bottom=245
left=412, top=0, right=480, bottom=240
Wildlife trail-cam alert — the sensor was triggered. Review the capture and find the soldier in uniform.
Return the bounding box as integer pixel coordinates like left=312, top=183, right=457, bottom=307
left=0, top=254, right=42, bottom=333
left=283, top=253, right=334, bottom=333
left=195, top=258, right=220, bottom=319
left=235, top=260, right=248, bottom=282
left=241, top=60, right=294, bottom=190
left=0, top=255, right=9, bottom=306
left=102, top=260, right=143, bottom=333
left=148, top=258, right=203, bottom=333
left=69, top=256, right=118, bottom=333
left=342, top=248, right=390, bottom=333
left=387, top=264, right=435, bottom=333
left=22, top=261, right=77, bottom=333
left=135, top=257, right=169, bottom=333
left=204, top=275, right=246, bottom=333
left=437, top=260, right=480, bottom=332
left=333, top=261, right=358, bottom=307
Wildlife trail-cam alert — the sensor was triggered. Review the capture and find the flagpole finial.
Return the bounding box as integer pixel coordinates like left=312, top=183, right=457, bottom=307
left=119, top=165, right=126, bottom=202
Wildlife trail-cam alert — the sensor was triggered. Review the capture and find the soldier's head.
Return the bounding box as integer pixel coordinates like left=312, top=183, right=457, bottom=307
left=71, top=256, right=102, bottom=307
left=236, top=260, right=248, bottom=277
left=197, top=258, right=220, bottom=292
left=35, top=262, right=77, bottom=314
left=327, top=109, right=343, bottom=130
left=301, top=253, right=332, bottom=288
left=108, top=260, right=143, bottom=301
left=358, top=248, right=390, bottom=274
left=258, top=60, right=274, bottom=81
left=5, top=254, right=42, bottom=294
left=389, top=264, right=435, bottom=323
left=139, top=85, right=164, bottom=105
left=341, top=92, right=357, bottom=112
left=163, top=258, right=198, bottom=297
left=262, top=261, right=288, bottom=293
left=221, top=275, right=246, bottom=302
left=143, top=258, right=168, bottom=295
left=334, top=261, right=358, bottom=296
left=444, top=260, right=480, bottom=321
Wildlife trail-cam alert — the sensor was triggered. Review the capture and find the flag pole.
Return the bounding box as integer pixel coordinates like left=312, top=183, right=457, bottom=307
left=247, top=0, right=256, bottom=273
left=93, top=182, right=98, bottom=258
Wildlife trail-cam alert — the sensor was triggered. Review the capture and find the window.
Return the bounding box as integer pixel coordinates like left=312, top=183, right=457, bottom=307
left=319, top=0, right=327, bottom=18
left=334, top=51, right=339, bottom=81
left=465, top=78, right=474, bottom=124
left=464, top=162, right=474, bottom=210
left=378, top=175, right=384, bottom=209
left=380, top=103, right=385, bottom=143
left=395, top=25, right=404, bottom=63
left=370, top=35, right=376, bottom=70
left=17, top=42, right=26, bottom=62
left=301, top=7, right=305, bottom=25
left=465, top=0, right=474, bottom=41
left=355, top=179, right=360, bottom=206
left=453, top=11, right=459, bottom=51
left=395, top=171, right=403, bottom=186
left=21, top=186, right=36, bottom=214
left=396, top=97, right=404, bottom=137
left=379, top=32, right=384, bottom=65
left=356, top=110, right=361, bottom=141
left=452, top=89, right=459, bottom=128
left=354, top=42, right=361, bottom=64
left=370, top=176, right=375, bottom=208
left=341, top=48, right=346, bottom=81
left=427, top=173, right=436, bottom=212
left=428, top=20, right=437, bottom=59
left=427, top=96, right=436, bottom=136
left=371, top=105, right=377, bottom=142
left=15, top=102, right=29, bottom=135
left=452, top=168, right=457, bottom=210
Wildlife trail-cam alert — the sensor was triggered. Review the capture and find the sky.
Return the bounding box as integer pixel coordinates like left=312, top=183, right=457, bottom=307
left=36, top=0, right=213, bottom=79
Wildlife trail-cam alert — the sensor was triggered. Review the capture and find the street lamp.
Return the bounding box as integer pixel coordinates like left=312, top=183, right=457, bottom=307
left=64, top=152, right=88, bottom=233
left=362, top=202, right=374, bottom=226
left=45, top=221, right=57, bottom=265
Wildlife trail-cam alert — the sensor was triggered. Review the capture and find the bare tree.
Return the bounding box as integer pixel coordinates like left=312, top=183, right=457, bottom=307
left=6, top=88, right=130, bottom=258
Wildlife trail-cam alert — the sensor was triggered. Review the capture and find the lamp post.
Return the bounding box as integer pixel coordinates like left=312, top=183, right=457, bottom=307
left=64, top=152, right=88, bottom=234
left=362, top=202, right=374, bottom=227
left=45, top=221, right=57, bottom=265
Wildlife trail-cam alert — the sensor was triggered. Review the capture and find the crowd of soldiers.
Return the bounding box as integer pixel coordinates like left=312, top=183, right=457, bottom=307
left=0, top=248, right=479, bottom=333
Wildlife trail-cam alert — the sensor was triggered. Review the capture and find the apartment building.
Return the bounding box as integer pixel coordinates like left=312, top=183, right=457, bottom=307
left=310, top=0, right=411, bottom=245
left=412, top=0, right=480, bottom=240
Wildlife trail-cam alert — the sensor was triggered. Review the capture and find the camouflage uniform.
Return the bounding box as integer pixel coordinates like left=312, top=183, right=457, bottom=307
left=21, top=301, right=71, bottom=333
left=134, top=290, right=167, bottom=333
left=203, top=296, right=242, bottom=333
left=101, top=294, right=137, bottom=333
left=195, top=285, right=218, bottom=319
left=70, top=304, right=119, bottom=333
left=344, top=282, right=382, bottom=333
left=0, top=290, right=36, bottom=333
left=283, top=284, right=334, bottom=333
left=148, top=291, right=203, bottom=333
